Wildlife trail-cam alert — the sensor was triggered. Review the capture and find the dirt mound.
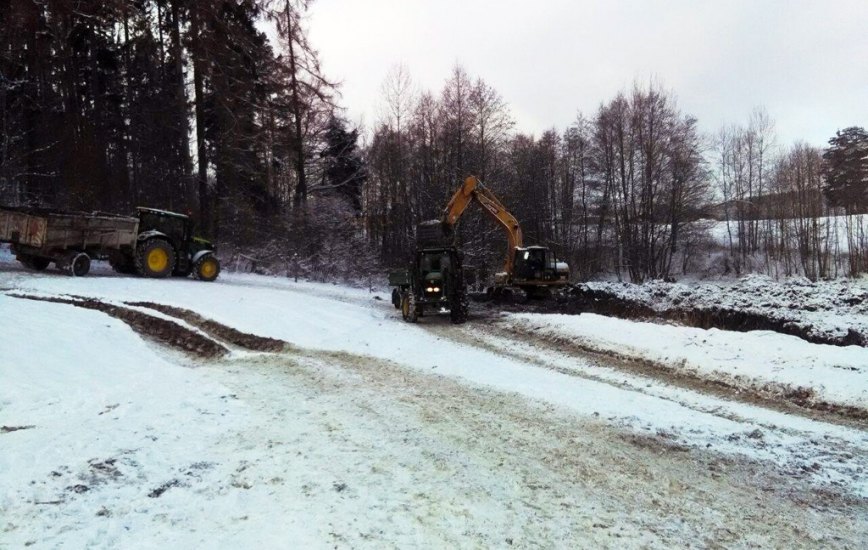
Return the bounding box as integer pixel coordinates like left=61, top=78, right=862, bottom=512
left=8, top=294, right=227, bottom=358
left=500, top=322, right=868, bottom=423
left=486, top=285, right=867, bottom=348
left=126, top=301, right=289, bottom=352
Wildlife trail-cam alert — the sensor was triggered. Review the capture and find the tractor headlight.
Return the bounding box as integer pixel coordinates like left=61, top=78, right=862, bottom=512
left=426, top=286, right=434, bottom=292
left=433, top=286, right=440, bottom=292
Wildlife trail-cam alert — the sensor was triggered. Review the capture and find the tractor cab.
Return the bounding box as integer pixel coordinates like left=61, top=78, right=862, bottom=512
left=417, top=247, right=455, bottom=303
left=137, top=208, right=194, bottom=246
left=133, top=207, right=220, bottom=281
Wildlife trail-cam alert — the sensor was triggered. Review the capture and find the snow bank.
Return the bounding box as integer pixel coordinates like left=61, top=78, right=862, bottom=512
left=584, top=274, right=868, bottom=345
left=506, top=312, right=868, bottom=411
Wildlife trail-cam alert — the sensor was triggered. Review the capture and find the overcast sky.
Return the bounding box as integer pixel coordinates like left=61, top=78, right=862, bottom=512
left=304, top=0, right=867, bottom=147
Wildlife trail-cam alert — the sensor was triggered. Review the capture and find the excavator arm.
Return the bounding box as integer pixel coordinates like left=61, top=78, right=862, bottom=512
left=442, top=176, right=524, bottom=276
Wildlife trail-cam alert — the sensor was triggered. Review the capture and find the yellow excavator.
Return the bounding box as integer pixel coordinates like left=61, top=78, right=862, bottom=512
left=441, top=176, right=570, bottom=297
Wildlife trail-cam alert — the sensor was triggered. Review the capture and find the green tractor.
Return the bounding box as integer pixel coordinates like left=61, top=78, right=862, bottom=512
left=110, top=207, right=221, bottom=282
left=389, top=245, right=468, bottom=325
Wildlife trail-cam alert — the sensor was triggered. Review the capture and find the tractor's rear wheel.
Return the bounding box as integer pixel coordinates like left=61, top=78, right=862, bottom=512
left=450, top=278, right=469, bottom=324
left=193, top=253, right=221, bottom=282
left=450, top=294, right=468, bottom=324
left=136, top=238, right=175, bottom=278
left=401, top=293, right=418, bottom=323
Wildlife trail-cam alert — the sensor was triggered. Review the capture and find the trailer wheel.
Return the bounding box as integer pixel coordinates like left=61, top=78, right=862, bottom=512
left=192, top=254, right=220, bottom=282
left=136, top=238, right=175, bottom=278
left=65, top=252, right=91, bottom=277
left=17, top=255, right=50, bottom=271
left=109, top=252, right=136, bottom=274
left=32, top=257, right=50, bottom=271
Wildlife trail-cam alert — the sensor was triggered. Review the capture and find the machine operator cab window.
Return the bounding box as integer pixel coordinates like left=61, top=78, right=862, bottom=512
left=137, top=209, right=190, bottom=244
left=515, top=246, right=554, bottom=280
left=419, top=250, right=450, bottom=298
left=420, top=253, right=441, bottom=274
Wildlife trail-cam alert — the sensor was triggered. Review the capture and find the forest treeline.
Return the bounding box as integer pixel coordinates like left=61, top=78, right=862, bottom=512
left=1, top=0, right=364, bottom=259
left=366, top=66, right=868, bottom=282
left=2, top=1, right=867, bottom=281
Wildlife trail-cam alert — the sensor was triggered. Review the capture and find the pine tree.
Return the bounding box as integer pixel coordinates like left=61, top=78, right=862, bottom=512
left=319, top=116, right=365, bottom=211
left=823, top=126, right=868, bottom=213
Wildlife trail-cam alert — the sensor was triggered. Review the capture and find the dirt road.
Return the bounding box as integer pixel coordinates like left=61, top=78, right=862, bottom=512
left=2, top=269, right=866, bottom=547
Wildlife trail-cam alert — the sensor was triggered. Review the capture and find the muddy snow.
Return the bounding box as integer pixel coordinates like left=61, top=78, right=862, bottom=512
left=1, top=248, right=866, bottom=547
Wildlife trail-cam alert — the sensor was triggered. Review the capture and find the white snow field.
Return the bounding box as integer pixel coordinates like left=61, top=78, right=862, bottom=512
left=1, top=248, right=866, bottom=547
left=505, top=312, right=868, bottom=411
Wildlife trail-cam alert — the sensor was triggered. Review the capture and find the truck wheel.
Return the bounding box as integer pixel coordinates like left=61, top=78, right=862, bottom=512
left=193, top=254, right=220, bottom=282
left=401, top=293, right=418, bottom=323
left=136, top=238, right=175, bottom=278
left=65, top=252, right=91, bottom=277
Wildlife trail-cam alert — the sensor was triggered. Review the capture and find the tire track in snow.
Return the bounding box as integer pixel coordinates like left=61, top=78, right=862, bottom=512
left=6, top=293, right=228, bottom=358
left=210, top=347, right=867, bottom=548
left=125, top=301, right=290, bottom=352
left=428, top=315, right=868, bottom=427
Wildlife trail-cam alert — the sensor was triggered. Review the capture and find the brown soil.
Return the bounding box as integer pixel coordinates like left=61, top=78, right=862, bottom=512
left=1, top=425, right=36, bottom=433
left=495, top=322, right=868, bottom=423
left=481, top=286, right=867, bottom=348
left=7, top=294, right=227, bottom=358
left=125, top=301, right=289, bottom=352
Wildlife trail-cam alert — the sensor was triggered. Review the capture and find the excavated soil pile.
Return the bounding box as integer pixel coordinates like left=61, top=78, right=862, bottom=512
left=488, top=285, right=866, bottom=348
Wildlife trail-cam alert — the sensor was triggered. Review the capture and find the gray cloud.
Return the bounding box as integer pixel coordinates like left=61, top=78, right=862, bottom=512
left=307, top=0, right=867, bottom=146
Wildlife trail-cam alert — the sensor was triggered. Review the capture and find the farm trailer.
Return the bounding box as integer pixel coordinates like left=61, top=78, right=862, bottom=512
left=0, top=206, right=220, bottom=280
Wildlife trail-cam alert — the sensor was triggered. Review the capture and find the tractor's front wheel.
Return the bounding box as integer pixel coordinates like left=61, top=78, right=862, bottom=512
left=136, top=239, right=175, bottom=278
left=193, top=254, right=221, bottom=282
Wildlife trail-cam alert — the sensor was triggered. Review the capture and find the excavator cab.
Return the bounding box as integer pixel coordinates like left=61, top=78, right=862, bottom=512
left=513, top=246, right=551, bottom=281
left=513, top=246, right=570, bottom=286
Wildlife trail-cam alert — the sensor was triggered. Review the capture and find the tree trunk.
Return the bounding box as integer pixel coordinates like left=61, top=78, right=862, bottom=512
left=190, top=4, right=210, bottom=233
left=285, top=1, right=306, bottom=208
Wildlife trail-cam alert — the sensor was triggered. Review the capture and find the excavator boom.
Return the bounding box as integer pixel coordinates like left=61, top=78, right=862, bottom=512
left=442, top=176, right=523, bottom=276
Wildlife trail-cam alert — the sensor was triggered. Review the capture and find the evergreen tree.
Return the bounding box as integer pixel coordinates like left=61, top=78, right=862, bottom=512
left=823, top=126, right=868, bottom=213
left=319, top=116, right=365, bottom=211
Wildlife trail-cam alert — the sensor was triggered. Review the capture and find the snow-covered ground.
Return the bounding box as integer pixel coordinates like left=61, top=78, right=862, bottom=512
left=1, top=246, right=867, bottom=547
left=584, top=274, right=868, bottom=346
left=505, top=312, right=868, bottom=411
